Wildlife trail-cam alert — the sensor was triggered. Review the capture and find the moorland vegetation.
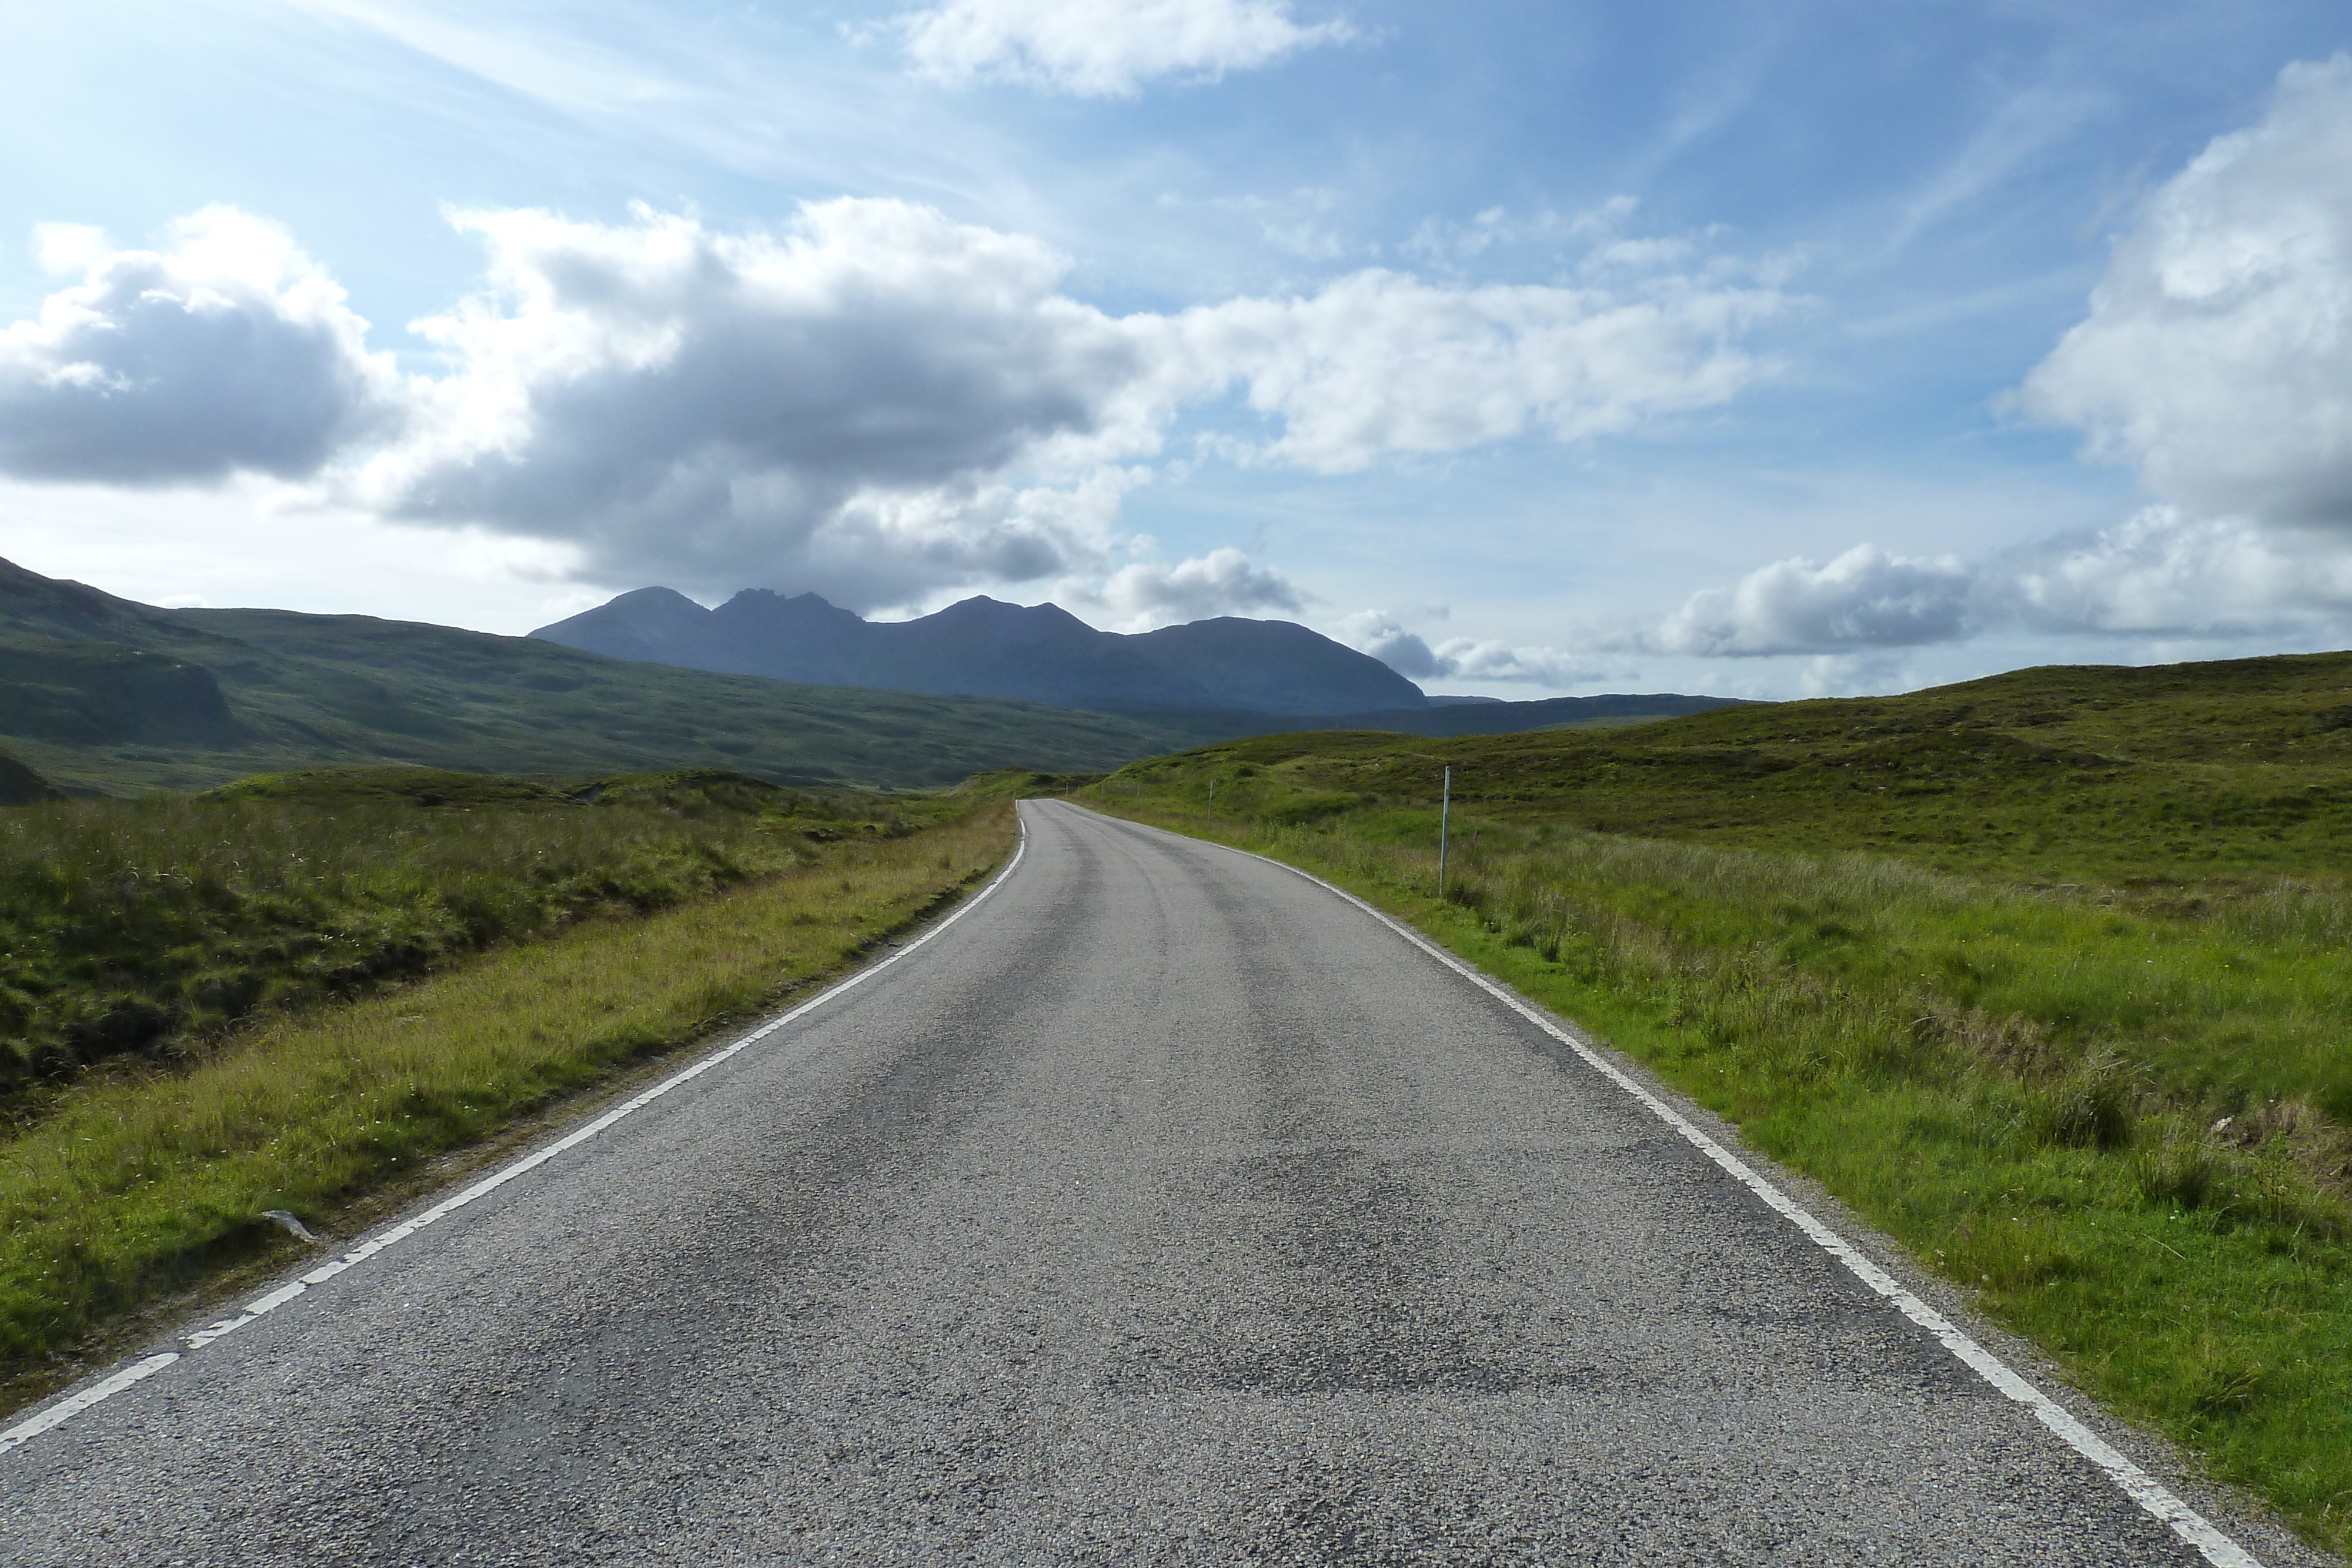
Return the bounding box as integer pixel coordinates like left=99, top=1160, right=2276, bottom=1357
left=1084, top=647, right=2352, bottom=1555
left=0, top=765, right=1027, bottom=1407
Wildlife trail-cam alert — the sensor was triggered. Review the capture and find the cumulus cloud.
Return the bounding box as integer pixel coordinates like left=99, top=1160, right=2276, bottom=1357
left=354, top=199, right=1786, bottom=606
left=1333, top=609, right=1442, bottom=678
left=1618, top=510, right=2352, bottom=662
left=1334, top=609, right=1602, bottom=686
left=2019, top=55, right=2352, bottom=530
left=0, top=197, right=1788, bottom=611
left=1424, top=637, right=1606, bottom=686
left=0, top=206, right=396, bottom=484
left=889, top=0, right=1352, bottom=96
left=361, top=199, right=1159, bottom=607
left=2009, top=506, right=2352, bottom=634
left=1642, top=544, right=1976, bottom=657
left=1166, top=269, right=1785, bottom=473
left=1096, top=546, right=1302, bottom=628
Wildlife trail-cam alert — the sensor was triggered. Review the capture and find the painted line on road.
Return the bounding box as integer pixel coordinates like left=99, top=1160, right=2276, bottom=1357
left=1083, top=805, right=2261, bottom=1568
left=0, top=820, right=1029, bottom=1460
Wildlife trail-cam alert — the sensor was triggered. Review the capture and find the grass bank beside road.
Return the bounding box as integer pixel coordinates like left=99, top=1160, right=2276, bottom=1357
left=0, top=794, right=1017, bottom=1411
left=0, top=765, right=944, bottom=1096
left=1081, top=683, right=2352, bottom=1557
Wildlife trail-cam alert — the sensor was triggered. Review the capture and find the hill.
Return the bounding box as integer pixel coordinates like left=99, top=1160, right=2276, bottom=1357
left=1110, top=648, right=2352, bottom=886
left=532, top=586, right=1431, bottom=715
left=0, top=559, right=1224, bottom=795
left=0, top=747, right=59, bottom=805
left=1254, top=691, right=1752, bottom=738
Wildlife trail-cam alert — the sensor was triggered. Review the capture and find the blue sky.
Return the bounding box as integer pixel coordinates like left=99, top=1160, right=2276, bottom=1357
left=5, top=1, right=2352, bottom=698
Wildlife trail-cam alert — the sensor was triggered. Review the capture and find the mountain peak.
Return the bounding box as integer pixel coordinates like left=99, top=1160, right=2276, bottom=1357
left=534, top=587, right=1426, bottom=716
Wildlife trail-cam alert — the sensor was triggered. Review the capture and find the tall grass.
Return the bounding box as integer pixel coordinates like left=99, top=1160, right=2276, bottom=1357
left=0, top=804, right=1017, bottom=1399
left=0, top=791, right=844, bottom=1089
left=1091, top=785, right=2352, bottom=1556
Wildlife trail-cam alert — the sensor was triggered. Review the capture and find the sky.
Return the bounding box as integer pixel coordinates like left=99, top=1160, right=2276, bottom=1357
left=5, top=1, right=2352, bottom=700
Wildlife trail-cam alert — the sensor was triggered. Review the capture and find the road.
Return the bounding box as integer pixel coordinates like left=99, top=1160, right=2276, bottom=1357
left=1, top=800, right=2264, bottom=1565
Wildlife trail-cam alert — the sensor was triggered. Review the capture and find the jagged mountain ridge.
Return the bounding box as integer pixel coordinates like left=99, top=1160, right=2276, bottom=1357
left=532, top=587, right=1432, bottom=717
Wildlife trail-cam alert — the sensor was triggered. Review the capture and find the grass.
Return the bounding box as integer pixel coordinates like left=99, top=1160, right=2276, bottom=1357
left=0, top=798, right=1017, bottom=1404
left=1138, top=648, right=2352, bottom=887
left=1078, top=650, right=2352, bottom=1556
left=0, top=767, right=954, bottom=1095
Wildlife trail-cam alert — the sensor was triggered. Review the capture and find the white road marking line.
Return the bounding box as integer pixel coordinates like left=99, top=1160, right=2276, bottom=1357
left=1080, top=805, right=2262, bottom=1568
left=0, top=1355, right=178, bottom=1457
left=0, top=823, right=1028, bottom=1461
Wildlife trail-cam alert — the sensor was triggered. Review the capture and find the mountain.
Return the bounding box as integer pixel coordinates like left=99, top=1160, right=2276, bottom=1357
left=532, top=588, right=1431, bottom=716
left=0, top=558, right=1235, bottom=795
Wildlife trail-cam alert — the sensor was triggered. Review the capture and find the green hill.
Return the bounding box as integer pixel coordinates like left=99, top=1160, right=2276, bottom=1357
left=1112, top=648, right=2352, bottom=887
left=0, top=559, right=1221, bottom=795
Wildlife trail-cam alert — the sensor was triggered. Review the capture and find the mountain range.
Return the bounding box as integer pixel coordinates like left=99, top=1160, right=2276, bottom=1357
left=0, top=558, right=1217, bottom=795
left=0, top=558, right=1752, bottom=796
left=531, top=588, right=1431, bottom=716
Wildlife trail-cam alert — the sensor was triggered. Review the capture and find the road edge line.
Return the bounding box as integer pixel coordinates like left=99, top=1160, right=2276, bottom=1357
left=1080, top=806, right=2261, bottom=1568
left=0, top=813, right=1030, bottom=1460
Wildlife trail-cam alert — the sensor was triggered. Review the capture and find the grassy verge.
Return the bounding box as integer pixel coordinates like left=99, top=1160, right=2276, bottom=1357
left=0, top=767, right=951, bottom=1095
left=1084, top=782, right=2351, bottom=1558
left=0, top=800, right=1017, bottom=1408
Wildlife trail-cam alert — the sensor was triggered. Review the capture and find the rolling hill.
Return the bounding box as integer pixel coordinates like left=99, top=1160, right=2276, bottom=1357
left=0, top=559, right=1225, bottom=795
left=1111, top=648, right=2352, bottom=885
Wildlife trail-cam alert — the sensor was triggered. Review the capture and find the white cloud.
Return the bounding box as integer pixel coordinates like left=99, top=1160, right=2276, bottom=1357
left=359, top=200, right=1784, bottom=605
left=1333, top=609, right=1442, bottom=678
left=0, top=207, right=397, bottom=484
left=1164, top=268, right=1786, bottom=473
left=2009, top=505, right=2352, bottom=634
left=1334, top=609, right=1604, bottom=686
left=1096, top=546, right=1301, bottom=628
left=1614, top=509, right=2352, bottom=663
left=360, top=199, right=1156, bottom=609
left=888, top=0, right=1353, bottom=97
left=1426, top=637, right=1607, bottom=686
left=1643, top=543, right=1976, bottom=656
left=2019, top=55, right=2352, bottom=530
left=30, top=223, right=108, bottom=275
left=0, top=198, right=1788, bottom=613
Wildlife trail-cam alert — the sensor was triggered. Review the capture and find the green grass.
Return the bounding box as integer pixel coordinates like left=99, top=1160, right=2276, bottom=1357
left=0, top=800, right=1017, bottom=1405
left=0, top=556, right=1225, bottom=795
left=1132, top=648, right=2352, bottom=887
left=1078, top=650, right=2352, bottom=1555
left=0, top=766, right=961, bottom=1096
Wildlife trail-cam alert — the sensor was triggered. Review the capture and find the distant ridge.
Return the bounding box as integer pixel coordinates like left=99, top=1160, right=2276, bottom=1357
left=0, top=557, right=1233, bottom=795
left=533, top=588, right=1431, bottom=717
left=1257, top=692, right=1756, bottom=738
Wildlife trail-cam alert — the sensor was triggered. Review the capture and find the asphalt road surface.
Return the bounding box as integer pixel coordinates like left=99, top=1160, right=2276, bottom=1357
left=2, top=800, right=2265, bottom=1566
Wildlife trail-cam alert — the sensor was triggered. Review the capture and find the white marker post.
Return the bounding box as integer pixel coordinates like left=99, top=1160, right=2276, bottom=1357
left=1438, top=764, right=1451, bottom=899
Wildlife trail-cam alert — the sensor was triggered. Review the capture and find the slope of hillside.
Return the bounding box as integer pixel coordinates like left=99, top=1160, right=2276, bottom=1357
left=533, top=585, right=1430, bottom=716
left=0, top=747, right=59, bottom=805
left=1115, top=648, right=2352, bottom=885
left=0, top=559, right=1218, bottom=794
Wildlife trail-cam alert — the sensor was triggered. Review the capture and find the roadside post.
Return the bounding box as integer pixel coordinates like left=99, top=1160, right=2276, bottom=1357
left=1438, top=764, right=1451, bottom=899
